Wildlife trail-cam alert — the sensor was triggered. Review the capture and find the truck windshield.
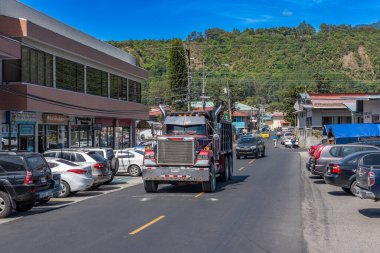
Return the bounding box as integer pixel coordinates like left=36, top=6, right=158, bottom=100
left=166, top=125, right=206, bottom=135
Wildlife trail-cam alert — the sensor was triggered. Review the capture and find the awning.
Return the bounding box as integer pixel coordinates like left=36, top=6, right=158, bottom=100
left=323, top=124, right=380, bottom=144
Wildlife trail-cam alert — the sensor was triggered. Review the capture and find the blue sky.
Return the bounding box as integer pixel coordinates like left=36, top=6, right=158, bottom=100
left=20, top=0, right=380, bottom=40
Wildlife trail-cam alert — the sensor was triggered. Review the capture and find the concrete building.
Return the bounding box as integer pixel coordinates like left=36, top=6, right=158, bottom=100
left=0, top=0, right=148, bottom=152
left=294, top=93, right=362, bottom=130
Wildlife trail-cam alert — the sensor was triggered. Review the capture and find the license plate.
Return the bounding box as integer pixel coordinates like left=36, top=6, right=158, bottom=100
left=171, top=168, right=180, bottom=173
left=40, top=177, right=47, bottom=183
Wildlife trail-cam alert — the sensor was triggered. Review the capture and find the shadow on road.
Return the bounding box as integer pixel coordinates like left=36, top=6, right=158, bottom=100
left=359, top=208, right=380, bottom=218
left=309, top=176, right=322, bottom=180
left=313, top=180, right=326, bottom=184
left=95, top=186, right=120, bottom=191
left=76, top=191, right=104, bottom=197
left=36, top=200, right=74, bottom=207
left=328, top=191, right=351, bottom=196
left=155, top=175, right=249, bottom=194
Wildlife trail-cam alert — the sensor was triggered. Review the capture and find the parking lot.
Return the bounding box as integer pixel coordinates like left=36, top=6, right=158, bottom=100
left=300, top=152, right=380, bottom=253
left=0, top=176, right=142, bottom=225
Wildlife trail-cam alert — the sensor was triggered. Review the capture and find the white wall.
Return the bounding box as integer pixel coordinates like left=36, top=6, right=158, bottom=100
left=363, top=100, right=380, bottom=123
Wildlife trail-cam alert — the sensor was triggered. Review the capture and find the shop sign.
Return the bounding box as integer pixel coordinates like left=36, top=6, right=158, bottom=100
left=19, top=125, right=34, bottom=136
left=43, top=113, right=68, bottom=124
left=6, top=111, right=36, bottom=124
left=76, top=117, right=93, bottom=125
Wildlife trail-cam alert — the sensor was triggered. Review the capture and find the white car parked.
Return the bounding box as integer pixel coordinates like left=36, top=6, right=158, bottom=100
left=114, top=150, right=144, bottom=177
left=45, top=157, right=94, bottom=197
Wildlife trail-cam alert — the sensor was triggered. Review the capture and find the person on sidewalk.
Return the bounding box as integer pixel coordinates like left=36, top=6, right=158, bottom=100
left=273, top=134, right=278, bottom=148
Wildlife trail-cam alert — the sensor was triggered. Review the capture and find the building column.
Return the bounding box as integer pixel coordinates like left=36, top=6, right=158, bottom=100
left=131, top=120, right=136, bottom=147
left=84, top=65, right=87, bottom=95
left=107, top=72, right=110, bottom=98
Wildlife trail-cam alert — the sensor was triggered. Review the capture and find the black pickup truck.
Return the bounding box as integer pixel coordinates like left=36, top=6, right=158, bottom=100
left=354, top=153, right=380, bottom=201
left=0, top=152, right=56, bottom=218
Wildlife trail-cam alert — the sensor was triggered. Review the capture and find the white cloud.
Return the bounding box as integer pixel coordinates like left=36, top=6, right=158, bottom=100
left=282, top=9, right=293, bottom=16
left=239, top=15, right=273, bottom=24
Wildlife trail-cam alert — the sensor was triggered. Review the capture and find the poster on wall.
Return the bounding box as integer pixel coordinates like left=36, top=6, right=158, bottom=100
left=19, top=125, right=34, bottom=136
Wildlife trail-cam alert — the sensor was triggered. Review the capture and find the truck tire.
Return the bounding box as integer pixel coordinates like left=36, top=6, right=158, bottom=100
left=228, top=155, right=233, bottom=180
left=220, top=157, right=229, bottom=182
left=0, top=191, right=12, bottom=218
left=202, top=164, right=216, bottom=193
left=144, top=180, right=158, bottom=193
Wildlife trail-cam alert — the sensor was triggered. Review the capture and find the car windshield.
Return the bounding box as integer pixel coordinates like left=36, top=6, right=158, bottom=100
left=166, top=124, right=205, bottom=135
left=87, top=152, right=107, bottom=162
left=238, top=138, right=258, bottom=144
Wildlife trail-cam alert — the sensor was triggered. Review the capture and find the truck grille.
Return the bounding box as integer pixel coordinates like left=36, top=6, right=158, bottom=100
left=157, top=140, right=194, bottom=165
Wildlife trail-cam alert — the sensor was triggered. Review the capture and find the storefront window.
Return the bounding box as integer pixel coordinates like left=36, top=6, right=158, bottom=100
left=18, top=125, right=35, bottom=152
left=56, top=57, right=84, bottom=93
left=71, top=125, right=92, bottom=148
left=1, top=124, right=18, bottom=151
left=99, top=127, right=114, bottom=148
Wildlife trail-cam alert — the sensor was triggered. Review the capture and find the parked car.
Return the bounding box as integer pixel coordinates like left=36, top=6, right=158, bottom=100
left=355, top=152, right=380, bottom=201
left=306, top=144, right=323, bottom=171
left=81, top=148, right=119, bottom=184
left=46, top=158, right=93, bottom=197
left=310, top=144, right=380, bottom=176
left=235, top=137, right=265, bottom=159
left=280, top=132, right=293, bottom=145
left=0, top=152, right=55, bottom=218
left=114, top=150, right=144, bottom=177
left=43, top=149, right=111, bottom=189
left=351, top=140, right=380, bottom=148
left=324, top=151, right=380, bottom=195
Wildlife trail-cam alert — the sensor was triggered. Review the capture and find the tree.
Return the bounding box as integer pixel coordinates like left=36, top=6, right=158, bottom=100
left=167, top=39, right=188, bottom=111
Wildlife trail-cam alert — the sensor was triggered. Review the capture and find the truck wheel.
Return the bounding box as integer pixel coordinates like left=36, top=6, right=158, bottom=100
left=228, top=155, right=233, bottom=180
left=0, top=191, right=12, bottom=218
left=15, top=200, right=35, bottom=212
left=220, top=157, right=229, bottom=182
left=202, top=165, right=216, bottom=193
left=144, top=180, right=158, bottom=193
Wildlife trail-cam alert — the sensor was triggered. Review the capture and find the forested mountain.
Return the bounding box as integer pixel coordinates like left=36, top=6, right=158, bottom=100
left=109, top=22, right=380, bottom=122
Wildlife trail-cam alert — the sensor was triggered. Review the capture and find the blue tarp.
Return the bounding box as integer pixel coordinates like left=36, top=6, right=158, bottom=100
left=323, top=124, right=380, bottom=144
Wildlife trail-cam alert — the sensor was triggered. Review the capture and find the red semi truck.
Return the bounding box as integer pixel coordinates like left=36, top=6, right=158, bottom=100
left=142, top=105, right=234, bottom=193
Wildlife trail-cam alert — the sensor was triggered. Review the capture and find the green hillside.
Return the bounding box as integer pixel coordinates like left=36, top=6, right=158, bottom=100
left=109, top=22, right=380, bottom=122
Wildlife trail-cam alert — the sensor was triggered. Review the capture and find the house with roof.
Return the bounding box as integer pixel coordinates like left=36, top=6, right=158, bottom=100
left=294, top=93, right=364, bottom=129
left=264, top=112, right=289, bottom=130
left=342, top=94, right=380, bottom=124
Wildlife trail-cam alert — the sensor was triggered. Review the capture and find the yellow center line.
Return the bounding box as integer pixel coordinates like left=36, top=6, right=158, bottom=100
left=238, top=167, right=245, bottom=171
left=249, top=159, right=257, bottom=164
left=129, top=215, right=166, bottom=235
left=194, top=192, right=204, bottom=198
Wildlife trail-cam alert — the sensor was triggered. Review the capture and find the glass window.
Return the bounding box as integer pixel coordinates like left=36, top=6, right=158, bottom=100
left=21, top=47, right=30, bottom=83
left=43, top=152, right=57, bottom=158
left=48, top=162, right=58, bottom=169
left=0, top=156, right=25, bottom=172
left=86, top=67, right=108, bottom=97
left=56, top=57, right=84, bottom=92
left=362, top=154, right=380, bottom=166
left=27, top=156, right=48, bottom=170
left=47, top=125, right=58, bottom=150
left=329, top=147, right=341, bottom=157
left=341, top=146, right=360, bottom=157
left=57, top=159, right=79, bottom=166
left=110, top=74, right=123, bottom=99
left=21, top=46, right=53, bottom=86
left=75, top=153, right=86, bottom=162
left=128, top=79, right=136, bottom=102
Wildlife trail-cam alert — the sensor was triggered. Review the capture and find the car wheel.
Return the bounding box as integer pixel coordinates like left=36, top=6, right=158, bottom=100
left=202, top=164, right=216, bottom=193
left=342, top=187, right=351, bottom=194
left=220, top=157, right=229, bottom=182
left=58, top=181, right=71, bottom=198
left=144, top=180, right=158, bottom=193
left=103, top=174, right=115, bottom=185
left=0, top=191, right=12, bottom=218
left=128, top=165, right=141, bottom=177
left=261, top=149, right=265, bottom=157
left=350, top=181, right=358, bottom=196
left=15, top=200, right=35, bottom=212
left=38, top=197, right=51, bottom=204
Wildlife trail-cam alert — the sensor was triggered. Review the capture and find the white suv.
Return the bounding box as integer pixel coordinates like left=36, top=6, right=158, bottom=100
left=43, top=149, right=112, bottom=189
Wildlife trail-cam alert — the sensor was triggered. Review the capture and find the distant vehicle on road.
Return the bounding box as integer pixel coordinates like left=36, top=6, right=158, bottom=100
left=310, top=144, right=380, bottom=176
left=46, top=158, right=93, bottom=197
left=355, top=153, right=380, bottom=201
left=324, top=151, right=380, bottom=195
left=114, top=150, right=144, bottom=177
left=0, top=152, right=55, bottom=218
left=260, top=131, right=270, bottom=138
left=235, top=136, right=265, bottom=159
left=280, top=132, right=293, bottom=145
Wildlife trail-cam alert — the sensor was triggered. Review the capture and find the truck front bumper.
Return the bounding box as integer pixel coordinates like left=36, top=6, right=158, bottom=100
left=354, top=186, right=376, bottom=200
left=142, top=166, right=209, bottom=182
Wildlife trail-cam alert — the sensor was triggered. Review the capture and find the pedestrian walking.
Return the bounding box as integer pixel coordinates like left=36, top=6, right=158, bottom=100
left=291, top=135, right=296, bottom=149
left=273, top=134, right=278, bottom=148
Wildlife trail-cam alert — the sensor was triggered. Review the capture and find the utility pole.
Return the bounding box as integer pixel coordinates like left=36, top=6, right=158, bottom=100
left=185, top=45, right=191, bottom=112
left=227, top=80, right=232, bottom=120
left=200, top=59, right=210, bottom=111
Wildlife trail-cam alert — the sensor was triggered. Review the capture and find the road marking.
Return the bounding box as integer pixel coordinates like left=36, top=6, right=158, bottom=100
left=139, top=198, right=151, bottom=202
left=207, top=198, right=219, bottom=202
left=249, top=159, right=257, bottom=164
left=129, top=215, right=165, bottom=235
left=238, top=167, right=245, bottom=171
left=194, top=192, right=204, bottom=198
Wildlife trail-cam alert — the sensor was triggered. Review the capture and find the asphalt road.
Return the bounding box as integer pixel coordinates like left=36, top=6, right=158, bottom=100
left=0, top=142, right=305, bottom=253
